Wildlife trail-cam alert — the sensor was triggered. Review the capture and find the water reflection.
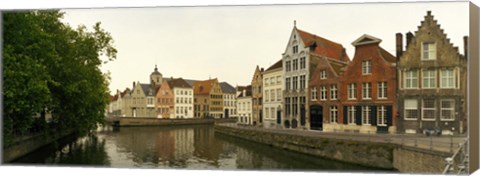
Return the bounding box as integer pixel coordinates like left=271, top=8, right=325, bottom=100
left=12, top=125, right=385, bottom=172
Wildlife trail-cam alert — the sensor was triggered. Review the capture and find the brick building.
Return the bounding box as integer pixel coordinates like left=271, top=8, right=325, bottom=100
left=282, top=22, right=349, bottom=129
left=308, top=54, right=349, bottom=131
left=339, top=34, right=397, bottom=134
left=396, top=11, right=467, bottom=134
left=251, top=66, right=264, bottom=126
left=193, top=79, right=224, bottom=119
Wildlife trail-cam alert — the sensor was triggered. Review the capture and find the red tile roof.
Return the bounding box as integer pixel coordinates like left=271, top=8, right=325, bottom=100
left=193, top=79, right=217, bottom=95
left=297, top=28, right=350, bottom=62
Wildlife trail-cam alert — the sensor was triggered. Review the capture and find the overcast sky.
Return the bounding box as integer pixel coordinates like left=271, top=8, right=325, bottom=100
left=58, top=1, right=469, bottom=94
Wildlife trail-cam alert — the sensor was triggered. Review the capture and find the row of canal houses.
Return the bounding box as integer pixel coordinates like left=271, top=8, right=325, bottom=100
left=108, top=66, right=239, bottom=119
left=238, top=11, right=467, bottom=135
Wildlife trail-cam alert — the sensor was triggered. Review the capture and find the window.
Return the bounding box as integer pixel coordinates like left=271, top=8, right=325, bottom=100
left=320, top=70, right=327, bottom=79
left=277, top=89, right=282, bottom=101
left=300, top=75, right=306, bottom=89
left=330, top=85, right=337, bottom=100
left=266, top=109, right=269, bottom=120
left=286, top=61, right=291, bottom=72
left=422, top=42, right=436, bottom=60
left=271, top=108, right=275, bottom=119
left=362, top=61, right=371, bottom=75
left=422, top=70, right=436, bottom=88
left=404, top=99, right=418, bottom=120
left=348, top=83, right=356, bottom=100
left=276, top=76, right=281, bottom=85
left=362, top=82, right=372, bottom=99
left=378, top=82, right=387, bottom=99
left=292, top=76, right=298, bottom=90
left=293, top=45, right=298, bottom=54
left=320, top=86, right=327, bottom=100
left=378, top=106, right=387, bottom=126
left=441, top=99, right=455, bottom=120
left=311, top=87, right=318, bottom=100
left=293, top=59, right=298, bottom=70
left=286, top=78, right=291, bottom=90
left=265, top=90, right=269, bottom=102
left=362, top=106, right=371, bottom=125
left=300, top=57, right=306, bottom=69
left=440, top=69, right=455, bottom=88
left=270, top=90, right=275, bottom=102
left=422, top=99, right=436, bottom=120
left=330, top=106, right=338, bottom=123
left=348, top=106, right=356, bottom=124
left=285, top=98, right=290, bottom=116
left=265, top=79, right=269, bottom=86
left=405, top=70, right=418, bottom=88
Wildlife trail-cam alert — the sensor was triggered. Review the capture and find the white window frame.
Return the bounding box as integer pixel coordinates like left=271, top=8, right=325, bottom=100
left=440, top=99, right=455, bottom=121
left=265, top=90, right=269, bottom=102
left=348, top=106, right=356, bottom=124
left=320, top=70, right=327, bottom=79
left=362, top=82, right=372, bottom=100
left=405, top=70, right=418, bottom=89
left=421, top=42, right=436, bottom=60
left=440, top=69, right=455, bottom=88
left=311, top=87, right=318, bottom=101
left=277, top=89, right=282, bottom=101
left=404, top=99, right=418, bottom=120
left=348, top=83, right=356, bottom=100
left=330, top=85, right=338, bottom=100
left=362, top=60, right=372, bottom=75
left=320, top=86, right=327, bottom=101
left=378, top=82, right=387, bottom=99
left=421, top=99, right=436, bottom=121
left=362, top=106, right=371, bottom=125
left=377, top=106, right=387, bottom=126
left=422, top=69, right=436, bottom=89
left=270, top=89, right=275, bottom=102
left=330, top=106, right=338, bottom=124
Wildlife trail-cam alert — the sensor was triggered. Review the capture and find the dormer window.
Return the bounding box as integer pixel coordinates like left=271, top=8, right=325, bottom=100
left=422, top=42, right=436, bottom=60
left=320, top=70, right=327, bottom=79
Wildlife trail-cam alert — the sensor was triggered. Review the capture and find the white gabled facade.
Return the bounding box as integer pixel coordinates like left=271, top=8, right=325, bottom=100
left=237, top=88, right=253, bottom=125
left=173, top=87, right=194, bottom=118
left=262, top=61, right=283, bottom=129
left=282, top=27, right=311, bottom=129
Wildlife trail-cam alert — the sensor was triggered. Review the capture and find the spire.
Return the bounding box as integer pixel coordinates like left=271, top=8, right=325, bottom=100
left=294, top=20, right=296, bottom=28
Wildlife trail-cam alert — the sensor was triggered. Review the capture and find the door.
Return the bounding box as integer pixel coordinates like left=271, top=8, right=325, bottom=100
left=310, top=105, right=323, bottom=130
left=276, top=110, right=281, bottom=124
left=224, top=109, right=229, bottom=119
left=132, top=108, right=137, bottom=117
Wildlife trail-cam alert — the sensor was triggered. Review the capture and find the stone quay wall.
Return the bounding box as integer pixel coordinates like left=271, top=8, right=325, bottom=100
left=214, top=125, right=453, bottom=173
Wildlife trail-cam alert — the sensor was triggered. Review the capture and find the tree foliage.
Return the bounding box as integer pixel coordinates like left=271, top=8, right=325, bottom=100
left=3, top=10, right=117, bottom=146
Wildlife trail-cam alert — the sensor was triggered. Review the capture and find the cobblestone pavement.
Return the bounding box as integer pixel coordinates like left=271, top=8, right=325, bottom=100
left=217, top=123, right=468, bottom=153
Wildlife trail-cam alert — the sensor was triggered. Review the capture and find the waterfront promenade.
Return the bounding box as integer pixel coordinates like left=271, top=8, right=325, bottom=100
left=217, top=123, right=467, bottom=154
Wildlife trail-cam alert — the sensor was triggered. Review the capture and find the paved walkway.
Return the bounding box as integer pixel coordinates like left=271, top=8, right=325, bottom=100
left=217, top=123, right=467, bottom=153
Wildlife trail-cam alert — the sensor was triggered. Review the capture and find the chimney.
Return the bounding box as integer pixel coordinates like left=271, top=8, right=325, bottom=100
left=396, top=33, right=403, bottom=60
left=133, top=81, right=136, bottom=88
left=261, top=68, right=264, bottom=72
left=406, top=32, right=414, bottom=49
left=464, top=36, right=468, bottom=58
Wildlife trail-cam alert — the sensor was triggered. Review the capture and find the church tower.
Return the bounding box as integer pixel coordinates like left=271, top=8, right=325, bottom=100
left=150, top=65, right=163, bottom=88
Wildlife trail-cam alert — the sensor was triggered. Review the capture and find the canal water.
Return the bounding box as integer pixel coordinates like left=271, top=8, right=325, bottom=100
left=12, top=125, right=387, bottom=172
